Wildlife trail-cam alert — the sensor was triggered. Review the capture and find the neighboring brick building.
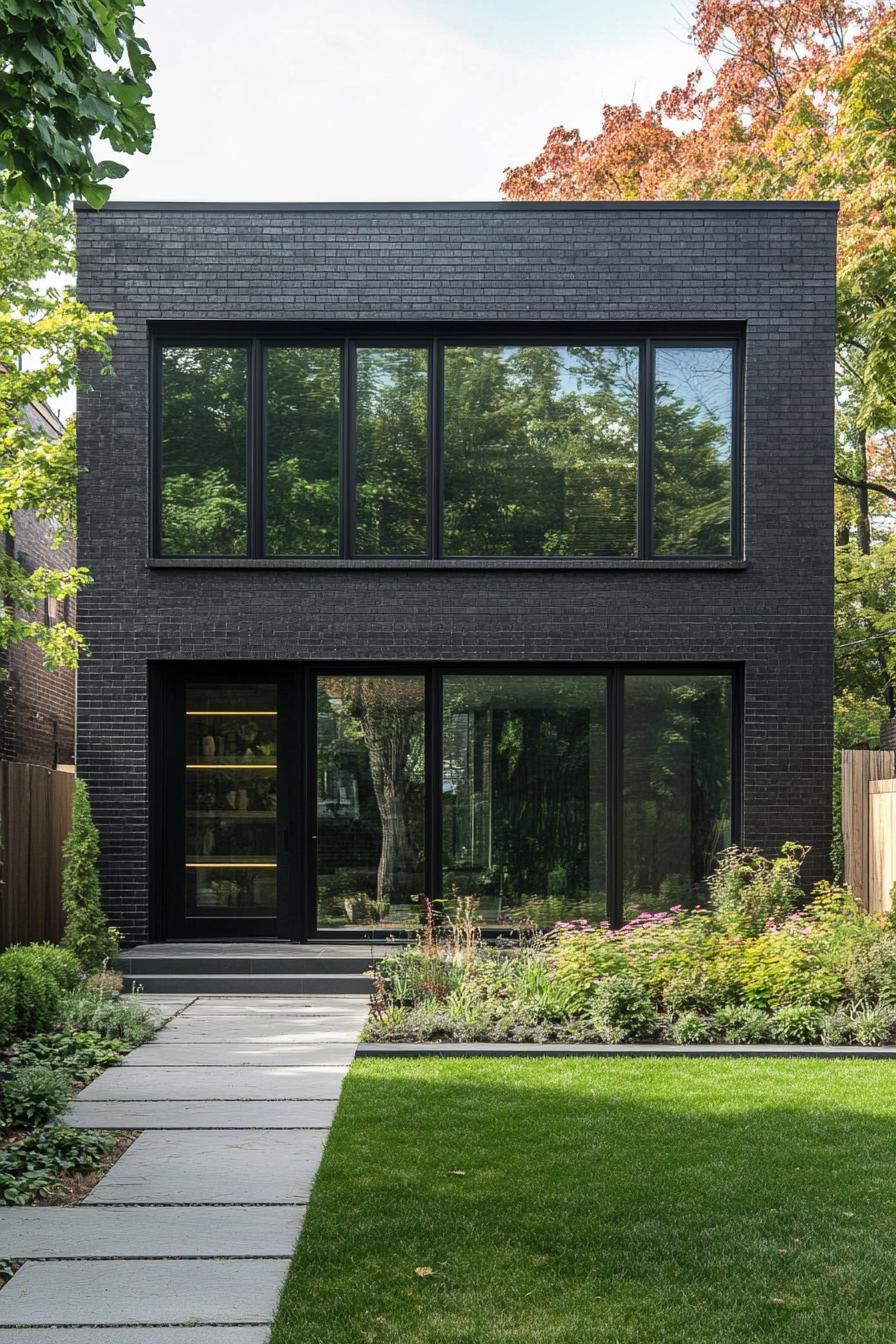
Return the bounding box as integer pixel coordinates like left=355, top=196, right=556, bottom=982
left=75, top=201, right=836, bottom=945
left=0, top=402, right=76, bottom=770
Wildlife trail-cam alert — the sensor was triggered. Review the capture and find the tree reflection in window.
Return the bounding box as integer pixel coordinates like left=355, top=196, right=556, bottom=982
left=355, top=348, right=428, bottom=556
left=160, top=346, right=247, bottom=556
left=316, top=675, right=425, bottom=927
left=443, top=345, right=639, bottom=557
left=654, top=347, right=733, bottom=555
left=266, top=346, right=340, bottom=556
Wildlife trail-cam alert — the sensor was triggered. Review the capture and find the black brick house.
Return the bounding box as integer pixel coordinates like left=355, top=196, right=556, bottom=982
left=75, top=201, right=835, bottom=946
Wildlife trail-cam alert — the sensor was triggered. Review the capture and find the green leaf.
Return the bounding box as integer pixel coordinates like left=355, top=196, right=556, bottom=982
left=80, top=182, right=111, bottom=209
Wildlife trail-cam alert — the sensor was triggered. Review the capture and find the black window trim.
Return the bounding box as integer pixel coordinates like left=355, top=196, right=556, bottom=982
left=149, top=322, right=745, bottom=565
left=150, top=657, right=742, bottom=939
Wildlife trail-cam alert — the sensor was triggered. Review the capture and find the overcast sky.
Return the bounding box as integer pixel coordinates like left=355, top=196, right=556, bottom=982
left=112, top=0, right=694, bottom=201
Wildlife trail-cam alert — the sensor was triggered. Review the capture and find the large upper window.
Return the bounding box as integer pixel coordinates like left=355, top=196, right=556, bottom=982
left=154, top=333, right=739, bottom=559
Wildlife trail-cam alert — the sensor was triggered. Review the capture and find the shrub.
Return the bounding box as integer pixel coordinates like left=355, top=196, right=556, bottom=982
left=851, top=1006, right=895, bottom=1047
left=0, top=979, right=15, bottom=1048
left=842, top=933, right=896, bottom=1008
left=769, top=1005, right=824, bottom=1044
left=61, top=779, right=119, bottom=971
left=1, top=1064, right=71, bottom=1129
left=0, top=1125, right=114, bottom=1206
left=549, top=924, right=629, bottom=1014
left=590, top=975, right=658, bottom=1043
left=735, top=927, right=842, bottom=1011
left=819, top=1010, right=852, bottom=1045
left=668, top=1011, right=715, bottom=1044
left=712, top=1005, right=769, bottom=1044
left=60, top=992, right=154, bottom=1047
left=0, top=943, right=80, bottom=1044
left=708, top=843, right=806, bottom=937
left=12, top=1031, right=128, bottom=1083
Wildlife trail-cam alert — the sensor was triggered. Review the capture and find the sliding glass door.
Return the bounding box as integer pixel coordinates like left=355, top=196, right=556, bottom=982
left=157, top=665, right=736, bottom=938
left=316, top=675, right=425, bottom=930
left=442, top=674, right=607, bottom=926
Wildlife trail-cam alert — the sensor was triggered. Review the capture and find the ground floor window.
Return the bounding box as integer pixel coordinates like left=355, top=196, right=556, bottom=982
left=158, top=665, right=737, bottom=938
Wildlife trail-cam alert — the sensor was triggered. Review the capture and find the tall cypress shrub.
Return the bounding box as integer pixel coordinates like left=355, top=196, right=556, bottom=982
left=61, top=779, right=119, bottom=970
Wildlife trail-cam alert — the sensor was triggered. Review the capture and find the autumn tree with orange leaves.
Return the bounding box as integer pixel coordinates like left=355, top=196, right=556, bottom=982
left=504, top=1, right=896, bottom=755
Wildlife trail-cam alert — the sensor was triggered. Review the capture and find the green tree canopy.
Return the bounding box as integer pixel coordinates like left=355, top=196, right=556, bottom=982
left=0, top=0, right=154, bottom=208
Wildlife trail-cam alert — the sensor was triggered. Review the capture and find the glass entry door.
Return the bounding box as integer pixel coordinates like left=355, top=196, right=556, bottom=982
left=185, top=683, right=279, bottom=924
left=161, top=675, right=289, bottom=939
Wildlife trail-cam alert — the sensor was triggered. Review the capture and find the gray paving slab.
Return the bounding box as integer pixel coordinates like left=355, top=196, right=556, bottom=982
left=122, top=1041, right=357, bottom=1066
left=181, top=996, right=369, bottom=1015
left=0, top=1259, right=288, bottom=1326
left=85, top=1128, right=329, bottom=1204
left=79, top=1064, right=348, bottom=1100
left=155, top=1018, right=363, bottom=1042
left=0, top=1205, right=303, bottom=1259
left=64, top=1098, right=338, bottom=1128
left=0, top=1332, right=270, bottom=1343
left=132, top=995, right=197, bottom=1011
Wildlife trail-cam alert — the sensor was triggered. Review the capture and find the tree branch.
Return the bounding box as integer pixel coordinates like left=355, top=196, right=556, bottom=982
left=834, top=470, right=896, bottom=503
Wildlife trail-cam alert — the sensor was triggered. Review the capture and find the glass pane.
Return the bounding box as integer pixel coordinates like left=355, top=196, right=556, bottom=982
left=266, top=346, right=340, bottom=555
left=622, top=674, right=732, bottom=919
left=355, top=348, right=428, bottom=555
left=442, top=675, right=607, bottom=926
left=654, top=347, right=733, bottom=555
left=185, top=684, right=278, bottom=919
left=443, top=346, right=638, bottom=557
left=316, top=675, right=425, bottom=928
left=160, top=346, right=247, bottom=555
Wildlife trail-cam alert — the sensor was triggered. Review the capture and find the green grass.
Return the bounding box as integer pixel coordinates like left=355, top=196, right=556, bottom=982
left=271, top=1058, right=896, bottom=1344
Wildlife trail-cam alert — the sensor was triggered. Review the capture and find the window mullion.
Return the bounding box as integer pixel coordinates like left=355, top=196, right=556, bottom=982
left=607, top=667, right=624, bottom=928
left=341, top=339, right=355, bottom=558
left=429, top=338, right=442, bottom=559
left=425, top=667, right=443, bottom=909
left=638, top=339, right=653, bottom=561
left=248, top=338, right=264, bottom=557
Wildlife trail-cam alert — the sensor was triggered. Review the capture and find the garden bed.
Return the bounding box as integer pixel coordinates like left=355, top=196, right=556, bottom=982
left=365, top=847, right=896, bottom=1048
left=0, top=944, right=157, bottom=1206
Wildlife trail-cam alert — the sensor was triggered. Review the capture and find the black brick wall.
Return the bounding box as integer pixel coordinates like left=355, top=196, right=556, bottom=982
left=75, top=202, right=836, bottom=942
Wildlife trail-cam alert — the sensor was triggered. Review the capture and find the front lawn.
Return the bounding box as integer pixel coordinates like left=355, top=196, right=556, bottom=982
left=271, top=1057, right=896, bottom=1344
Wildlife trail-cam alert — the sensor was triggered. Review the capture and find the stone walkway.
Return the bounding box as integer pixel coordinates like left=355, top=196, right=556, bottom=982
left=0, top=993, right=369, bottom=1342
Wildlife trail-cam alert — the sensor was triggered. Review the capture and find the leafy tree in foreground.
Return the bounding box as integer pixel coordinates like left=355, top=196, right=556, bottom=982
left=0, top=205, right=113, bottom=670
left=0, top=0, right=155, bottom=208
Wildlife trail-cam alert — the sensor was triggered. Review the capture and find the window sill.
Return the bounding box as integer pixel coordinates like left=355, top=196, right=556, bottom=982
left=146, top=557, right=748, bottom=572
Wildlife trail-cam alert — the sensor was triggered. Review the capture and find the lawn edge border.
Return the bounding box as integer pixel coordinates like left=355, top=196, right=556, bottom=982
left=356, top=1042, right=896, bottom=1059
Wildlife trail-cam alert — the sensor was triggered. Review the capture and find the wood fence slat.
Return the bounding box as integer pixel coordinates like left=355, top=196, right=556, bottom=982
left=842, top=750, right=896, bottom=909
left=869, top=779, right=896, bottom=915
left=0, top=761, right=73, bottom=948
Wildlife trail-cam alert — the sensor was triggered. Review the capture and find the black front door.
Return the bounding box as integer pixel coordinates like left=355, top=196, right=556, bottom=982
left=158, top=666, right=302, bottom=940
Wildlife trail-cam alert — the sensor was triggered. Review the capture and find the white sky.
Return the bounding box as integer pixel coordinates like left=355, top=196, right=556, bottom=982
left=112, top=0, right=694, bottom=201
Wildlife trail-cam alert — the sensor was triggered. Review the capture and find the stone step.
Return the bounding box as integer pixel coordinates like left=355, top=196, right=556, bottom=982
left=121, top=972, right=370, bottom=995
left=118, top=953, right=376, bottom=976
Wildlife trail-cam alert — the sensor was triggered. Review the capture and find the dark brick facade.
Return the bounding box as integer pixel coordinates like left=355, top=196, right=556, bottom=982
left=75, top=201, right=836, bottom=942
left=0, top=507, right=76, bottom=770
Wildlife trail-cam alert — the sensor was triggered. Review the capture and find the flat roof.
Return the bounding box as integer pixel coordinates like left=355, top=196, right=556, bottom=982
left=75, top=199, right=838, bottom=213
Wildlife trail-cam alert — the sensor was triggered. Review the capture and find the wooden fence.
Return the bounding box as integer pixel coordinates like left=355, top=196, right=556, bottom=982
left=0, top=761, right=75, bottom=949
left=842, top=749, right=896, bottom=913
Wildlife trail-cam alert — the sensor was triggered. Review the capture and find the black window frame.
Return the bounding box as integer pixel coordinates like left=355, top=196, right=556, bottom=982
left=150, top=658, right=742, bottom=940
left=149, top=324, right=744, bottom=562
